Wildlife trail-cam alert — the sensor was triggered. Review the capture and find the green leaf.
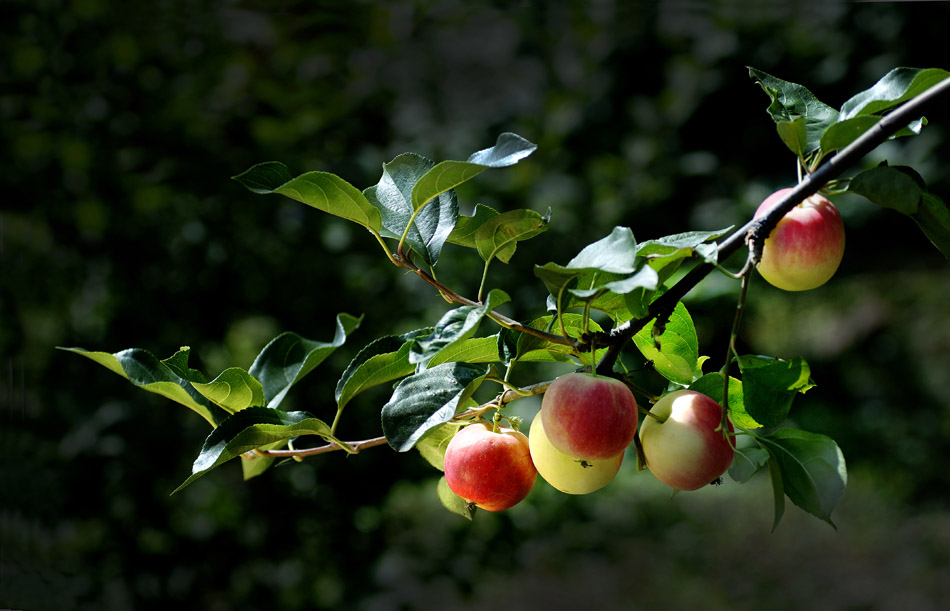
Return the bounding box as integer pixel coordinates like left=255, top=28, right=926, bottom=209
left=849, top=164, right=924, bottom=215
left=59, top=346, right=221, bottom=427
left=173, top=407, right=333, bottom=493
left=233, top=162, right=382, bottom=232
left=365, top=153, right=458, bottom=266
left=729, top=445, right=770, bottom=483
left=515, top=314, right=604, bottom=366
left=737, top=355, right=815, bottom=428
left=915, top=193, right=950, bottom=259
left=409, top=289, right=510, bottom=370
left=191, top=367, right=265, bottom=413
left=334, top=328, right=432, bottom=411
left=633, top=302, right=699, bottom=385
left=241, top=439, right=287, bottom=480
left=411, top=132, right=537, bottom=212
left=535, top=226, right=640, bottom=303
left=437, top=475, right=475, bottom=520
left=776, top=117, right=808, bottom=158
left=839, top=67, right=950, bottom=120
left=249, top=313, right=363, bottom=409
left=758, top=428, right=847, bottom=528
left=427, top=336, right=502, bottom=368
left=749, top=67, right=839, bottom=156
left=447, top=204, right=501, bottom=248
left=689, top=372, right=762, bottom=430
left=381, top=362, right=490, bottom=452
left=474, top=208, right=550, bottom=264
left=415, top=423, right=459, bottom=472
left=818, top=115, right=883, bottom=156
left=767, top=451, right=786, bottom=531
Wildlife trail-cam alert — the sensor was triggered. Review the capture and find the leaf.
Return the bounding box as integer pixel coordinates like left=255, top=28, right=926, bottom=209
left=334, top=328, right=432, bottom=411
left=249, top=313, right=363, bottom=409
left=192, top=367, right=265, bottom=413
left=758, top=428, right=847, bottom=528
left=173, top=407, right=333, bottom=493
left=915, top=193, right=950, bottom=259
left=474, top=208, right=550, bottom=264
left=411, top=132, right=537, bottom=212
left=427, top=336, right=501, bottom=368
left=748, top=67, right=839, bottom=156
left=515, top=314, right=604, bottom=366
left=365, top=153, right=458, bottom=266
left=776, top=117, right=808, bottom=158
left=408, top=289, right=510, bottom=370
left=448, top=204, right=501, bottom=248
left=818, top=115, right=883, bottom=156
left=437, top=475, right=475, bottom=520
left=415, top=423, right=459, bottom=471
left=58, top=346, right=221, bottom=426
left=241, top=439, right=288, bottom=480
left=738, top=355, right=815, bottom=428
left=838, top=67, right=950, bottom=120
left=381, top=362, right=490, bottom=452
left=233, top=162, right=382, bottom=232
left=633, top=302, right=699, bottom=385
left=849, top=164, right=924, bottom=215
left=689, top=372, right=761, bottom=430
left=767, top=451, right=786, bottom=531
left=729, top=446, right=770, bottom=483
left=534, top=226, right=640, bottom=301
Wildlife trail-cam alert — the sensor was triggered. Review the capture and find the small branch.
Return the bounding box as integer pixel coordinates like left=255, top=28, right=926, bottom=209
left=250, top=436, right=389, bottom=459
left=596, top=74, right=950, bottom=375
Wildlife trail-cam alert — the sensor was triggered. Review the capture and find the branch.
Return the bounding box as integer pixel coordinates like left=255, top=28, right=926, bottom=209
left=596, top=74, right=950, bottom=374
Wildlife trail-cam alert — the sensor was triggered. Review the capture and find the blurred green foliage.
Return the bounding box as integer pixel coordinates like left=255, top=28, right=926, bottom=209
left=2, top=1, right=949, bottom=609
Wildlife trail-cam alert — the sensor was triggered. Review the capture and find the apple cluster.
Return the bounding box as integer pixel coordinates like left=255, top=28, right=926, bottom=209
left=442, top=373, right=736, bottom=511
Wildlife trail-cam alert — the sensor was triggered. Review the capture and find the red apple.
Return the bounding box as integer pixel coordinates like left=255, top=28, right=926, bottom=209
left=529, top=414, right=624, bottom=495
left=541, top=373, right=639, bottom=461
left=443, top=422, right=537, bottom=511
left=638, top=389, right=734, bottom=491
left=754, top=187, right=845, bottom=291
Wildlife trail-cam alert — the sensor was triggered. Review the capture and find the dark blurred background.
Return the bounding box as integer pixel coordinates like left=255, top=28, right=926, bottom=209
left=3, top=1, right=949, bottom=609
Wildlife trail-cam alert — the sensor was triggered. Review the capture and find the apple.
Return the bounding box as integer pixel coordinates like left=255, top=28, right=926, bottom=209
left=754, top=187, right=845, bottom=291
left=541, top=372, right=639, bottom=461
left=638, top=389, right=734, bottom=491
left=443, top=422, right=537, bottom=511
left=529, top=414, right=624, bottom=495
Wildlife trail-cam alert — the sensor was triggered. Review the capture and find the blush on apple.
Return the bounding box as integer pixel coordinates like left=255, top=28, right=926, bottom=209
left=754, top=187, right=845, bottom=291
left=638, top=389, right=734, bottom=491
left=443, top=422, right=537, bottom=511
left=541, top=373, right=639, bottom=461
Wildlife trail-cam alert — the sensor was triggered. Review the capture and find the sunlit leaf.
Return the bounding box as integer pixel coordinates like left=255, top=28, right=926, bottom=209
left=335, top=328, right=432, bottom=411
left=233, top=162, right=382, bottom=232
left=738, top=355, right=815, bottom=427
left=838, top=67, right=950, bottom=120
left=633, top=302, right=699, bottom=385
left=249, top=313, right=363, bottom=409
left=749, top=67, right=839, bottom=155
left=409, top=289, right=510, bottom=370
left=437, top=475, right=475, bottom=520
left=173, top=407, right=333, bottom=493
left=58, top=345, right=221, bottom=427
left=475, top=208, right=550, bottom=263
left=192, top=367, right=265, bottom=413
left=689, top=372, right=761, bottom=430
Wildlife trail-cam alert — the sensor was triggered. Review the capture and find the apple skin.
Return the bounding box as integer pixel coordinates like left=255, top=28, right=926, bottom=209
left=638, top=390, right=734, bottom=491
left=754, top=188, right=845, bottom=291
left=541, top=373, right=639, bottom=461
left=529, top=414, right=624, bottom=495
left=443, top=422, right=537, bottom=511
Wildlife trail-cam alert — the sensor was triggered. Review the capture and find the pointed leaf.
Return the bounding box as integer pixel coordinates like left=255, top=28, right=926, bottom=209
left=447, top=204, right=501, bottom=248
left=849, top=164, right=924, bottom=215
left=427, top=336, right=502, bottom=368
left=749, top=67, right=839, bottom=155
left=59, top=346, right=220, bottom=426
left=738, top=355, right=815, bottom=428
left=411, top=132, right=537, bottom=212
left=365, top=153, right=458, bottom=265
left=475, top=208, right=550, bottom=264
left=408, top=289, right=510, bottom=369
left=776, top=117, right=808, bottom=158
left=437, top=475, right=475, bottom=520
left=249, top=313, right=363, bottom=409
left=915, top=193, right=950, bottom=259
left=535, top=226, right=640, bottom=301
left=233, top=162, right=382, bottom=232
left=633, top=302, right=699, bottom=385
left=173, top=407, right=331, bottom=493
left=758, top=428, right=847, bottom=528
left=767, top=452, right=787, bottom=531
left=192, top=367, right=265, bottom=413
left=381, top=362, right=490, bottom=452
left=241, top=439, right=288, bottom=480
left=839, top=67, right=949, bottom=120
left=334, top=328, right=432, bottom=411
left=515, top=314, right=603, bottom=366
